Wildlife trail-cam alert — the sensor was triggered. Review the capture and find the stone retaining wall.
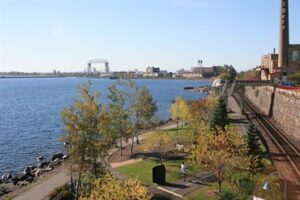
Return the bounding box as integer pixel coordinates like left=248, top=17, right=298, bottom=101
left=244, top=86, right=273, bottom=115
left=244, top=86, right=300, bottom=140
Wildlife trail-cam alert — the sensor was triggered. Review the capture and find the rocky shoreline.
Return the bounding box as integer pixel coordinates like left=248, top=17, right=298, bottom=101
left=184, top=85, right=221, bottom=95
left=0, top=152, right=68, bottom=197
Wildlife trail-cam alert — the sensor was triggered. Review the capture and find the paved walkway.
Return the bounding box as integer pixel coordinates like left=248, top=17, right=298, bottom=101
left=227, top=96, right=249, bottom=136
left=155, top=171, right=214, bottom=198
left=13, top=168, right=69, bottom=200
left=12, top=122, right=179, bottom=200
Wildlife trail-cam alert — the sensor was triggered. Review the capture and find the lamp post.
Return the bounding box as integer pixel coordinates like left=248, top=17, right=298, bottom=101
left=262, top=171, right=287, bottom=200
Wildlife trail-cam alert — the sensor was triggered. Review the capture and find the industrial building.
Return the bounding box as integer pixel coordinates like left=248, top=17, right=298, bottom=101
left=258, top=0, right=300, bottom=81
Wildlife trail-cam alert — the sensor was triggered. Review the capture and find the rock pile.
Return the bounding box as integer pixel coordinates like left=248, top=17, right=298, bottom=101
left=0, top=152, right=68, bottom=198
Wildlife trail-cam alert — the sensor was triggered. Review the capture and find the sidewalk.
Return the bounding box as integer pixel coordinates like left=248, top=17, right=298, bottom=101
left=227, top=96, right=249, bottom=136
left=12, top=122, right=180, bottom=200
left=155, top=171, right=214, bottom=198
left=13, top=167, right=69, bottom=200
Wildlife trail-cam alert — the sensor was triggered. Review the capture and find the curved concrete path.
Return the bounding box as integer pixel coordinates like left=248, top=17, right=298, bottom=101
left=13, top=122, right=180, bottom=200
left=13, top=168, right=69, bottom=200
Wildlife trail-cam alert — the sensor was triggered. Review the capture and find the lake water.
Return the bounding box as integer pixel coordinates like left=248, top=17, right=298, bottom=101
left=0, top=78, right=210, bottom=174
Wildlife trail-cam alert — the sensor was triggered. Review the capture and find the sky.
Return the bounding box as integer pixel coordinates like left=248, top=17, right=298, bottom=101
left=0, top=0, right=299, bottom=73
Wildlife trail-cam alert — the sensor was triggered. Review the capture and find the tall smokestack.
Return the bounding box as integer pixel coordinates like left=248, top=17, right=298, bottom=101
left=279, top=0, right=289, bottom=81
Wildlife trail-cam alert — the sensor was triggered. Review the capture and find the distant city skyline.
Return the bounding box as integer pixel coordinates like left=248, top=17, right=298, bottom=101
left=0, top=0, right=300, bottom=72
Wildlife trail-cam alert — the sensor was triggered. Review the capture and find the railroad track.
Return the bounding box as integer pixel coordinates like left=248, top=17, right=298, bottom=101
left=232, top=93, right=300, bottom=182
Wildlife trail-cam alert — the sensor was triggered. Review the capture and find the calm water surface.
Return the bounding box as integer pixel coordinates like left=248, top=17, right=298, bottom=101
left=0, top=78, right=210, bottom=174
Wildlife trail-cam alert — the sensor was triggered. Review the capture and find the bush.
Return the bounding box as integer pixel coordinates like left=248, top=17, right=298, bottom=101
left=228, top=172, right=254, bottom=198
left=218, top=190, right=240, bottom=200
left=55, top=191, right=75, bottom=200
left=48, top=184, right=69, bottom=200
left=289, top=71, right=300, bottom=84
left=239, top=178, right=254, bottom=195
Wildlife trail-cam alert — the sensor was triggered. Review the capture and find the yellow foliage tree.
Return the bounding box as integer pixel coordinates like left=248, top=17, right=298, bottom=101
left=189, top=96, right=218, bottom=122
left=170, top=97, right=190, bottom=132
left=61, top=81, right=112, bottom=199
left=143, top=130, right=174, bottom=164
left=81, top=173, right=150, bottom=200
left=192, top=125, right=252, bottom=192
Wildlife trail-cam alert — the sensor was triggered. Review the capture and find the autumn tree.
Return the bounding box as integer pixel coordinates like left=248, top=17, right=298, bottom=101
left=192, top=125, right=252, bottom=192
left=237, top=69, right=259, bottom=80
left=108, top=80, right=157, bottom=156
left=289, top=71, right=300, bottom=84
left=170, top=97, right=190, bottom=133
left=143, top=130, right=174, bottom=164
left=61, top=81, right=112, bottom=199
left=218, top=65, right=237, bottom=81
left=81, top=173, right=150, bottom=200
left=134, top=86, right=157, bottom=144
left=189, top=96, right=218, bottom=122
left=107, top=83, right=130, bottom=156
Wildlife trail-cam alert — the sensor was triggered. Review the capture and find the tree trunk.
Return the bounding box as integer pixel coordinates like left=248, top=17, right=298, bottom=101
left=130, top=133, right=134, bottom=157
left=120, top=136, right=123, bottom=156
left=136, top=118, right=139, bottom=144
left=75, top=156, right=85, bottom=200
left=75, top=171, right=82, bottom=200
left=136, top=131, right=139, bottom=144
left=176, top=120, right=179, bottom=134
left=218, top=181, right=222, bottom=193
left=217, top=166, right=222, bottom=193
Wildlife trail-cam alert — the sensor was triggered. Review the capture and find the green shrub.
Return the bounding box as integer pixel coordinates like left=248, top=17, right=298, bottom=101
left=289, top=71, right=300, bottom=84
left=55, top=191, right=75, bottom=200
left=48, top=184, right=69, bottom=200
left=218, top=190, right=239, bottom=200
left=238, top=178, right=254, bottom=196
left=228, top=172, right=254, bottom=198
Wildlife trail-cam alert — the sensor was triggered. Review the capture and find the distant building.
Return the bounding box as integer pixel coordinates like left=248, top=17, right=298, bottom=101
left=257, top=0, right=300, bottom=81
left=87, top=64, right=92, bottom=74
left=191, top=66, right=221, bottom=78
left=257, top=46, right=300, bottom=80
left=146, top=67, right=160, bottom=73
left=176, top=68, right=185, bottom=76
left=143, top=73, right=159, bottom=78
left=180, top=72, right=203, bottom=79
left=257, top=50, right=279, bottom=80
left=93, top=67, right=97, bottom=74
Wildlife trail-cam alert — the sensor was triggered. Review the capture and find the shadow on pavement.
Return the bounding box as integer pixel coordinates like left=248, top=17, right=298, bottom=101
left=161, top=182, right=189, bottom=189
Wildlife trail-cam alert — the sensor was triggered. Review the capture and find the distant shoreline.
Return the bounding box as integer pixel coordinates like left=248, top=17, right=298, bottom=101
left=0, top=76, right=213, bottom=81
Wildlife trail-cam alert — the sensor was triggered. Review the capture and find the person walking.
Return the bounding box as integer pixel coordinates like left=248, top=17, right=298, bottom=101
left=181, top=161, right=186, bottom=182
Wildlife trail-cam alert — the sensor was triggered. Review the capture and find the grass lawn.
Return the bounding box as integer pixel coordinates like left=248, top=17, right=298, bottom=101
left=186, top=182, right=234, bottom=200
left=165, top=124, right=194, bottom=147
left=116, top=157, right=199, bottom=185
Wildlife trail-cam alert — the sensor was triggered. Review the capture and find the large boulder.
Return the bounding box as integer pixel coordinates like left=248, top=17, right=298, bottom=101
left=12, top=173, right=28, bottom=185
left=17, top=181, right=29, bottom=187
left=23, top=167, right=31, bottom=175
left=37, top=156, right=44, bottom=161
left=37, top=161, right=49, bottom=169
left=35, top=169, right=43, bottom=177
left=51, top=153, right=64, bottom=161
left=62, top=154, right=69, bottom=160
